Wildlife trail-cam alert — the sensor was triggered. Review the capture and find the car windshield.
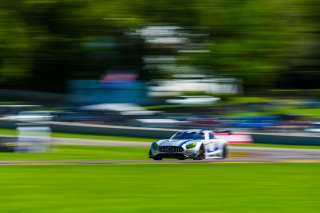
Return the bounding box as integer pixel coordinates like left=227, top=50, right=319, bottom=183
left=171, top=132, right=205, bottom=140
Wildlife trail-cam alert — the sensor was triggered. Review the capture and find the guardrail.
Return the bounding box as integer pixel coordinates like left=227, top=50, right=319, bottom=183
left=0, top=119, right=320, bottom=145
left=250, top=132, right=320, bottom=146
left=49, top=121, right=178, bottom=139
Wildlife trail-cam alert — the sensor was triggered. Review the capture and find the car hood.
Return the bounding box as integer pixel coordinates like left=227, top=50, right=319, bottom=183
left=157, top=139, right=197, bottom=147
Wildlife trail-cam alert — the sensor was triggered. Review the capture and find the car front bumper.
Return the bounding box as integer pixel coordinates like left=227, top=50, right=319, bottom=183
left=150, top=148, right=198, bottom=159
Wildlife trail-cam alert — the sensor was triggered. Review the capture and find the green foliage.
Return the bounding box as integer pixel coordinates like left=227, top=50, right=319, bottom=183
left=0, top=0, right=319, bottom=90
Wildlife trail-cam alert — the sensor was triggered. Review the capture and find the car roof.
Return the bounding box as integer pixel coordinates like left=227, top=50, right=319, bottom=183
left=178, top=129, right=212, bottom=134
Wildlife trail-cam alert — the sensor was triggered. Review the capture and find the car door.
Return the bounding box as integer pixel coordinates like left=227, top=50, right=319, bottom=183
left=204, top=132, right=216, bottom=153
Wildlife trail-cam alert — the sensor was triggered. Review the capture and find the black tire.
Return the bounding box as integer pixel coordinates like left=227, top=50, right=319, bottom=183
left=193, top=145, right=206, bottom=160
left=221, top=145, right=228, bottom=159
left=177, top=158, right=186, bottom=160
left=152, top=156, right=163, bottom=160
left=150, top=149, right=163, bottom=160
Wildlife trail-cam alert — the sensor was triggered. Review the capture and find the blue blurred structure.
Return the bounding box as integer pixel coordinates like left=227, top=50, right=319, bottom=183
left=68, top=80, right=150, bottom=105
left=227, top=116, right=279, bottom=129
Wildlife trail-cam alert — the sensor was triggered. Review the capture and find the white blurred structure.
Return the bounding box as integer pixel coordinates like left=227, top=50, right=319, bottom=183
left=166, top=96, right=220, bottom=105
left=149, top=77, right=241, bottom=97
left=17, top=126, right=51, bottom=153
left=11, top=111, right=53, bottom=153
left=80, top=103, right=160, bottom=115
left=134, top=118, right=184, bottom=128
left=304, top=122, right=320, bottom=133
left=5, top=111, right=53, bottom=121
left=138, top=26, right=187, bottom=46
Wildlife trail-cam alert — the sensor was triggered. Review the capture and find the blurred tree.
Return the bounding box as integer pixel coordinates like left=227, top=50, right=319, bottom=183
left=194, top=0, right=320, bottom=90
left=0, top=0, right=32, bottom=86
left=19, top=0, right=88, bottom=92
left=277, top=0, right=320, bottom=89
left=0, top=0, right=319, bottom=92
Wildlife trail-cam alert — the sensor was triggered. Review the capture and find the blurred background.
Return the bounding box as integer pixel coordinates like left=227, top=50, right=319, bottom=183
left=0, top=2, right=319, bottom=213
left=0, top=0, right=320, bottom=133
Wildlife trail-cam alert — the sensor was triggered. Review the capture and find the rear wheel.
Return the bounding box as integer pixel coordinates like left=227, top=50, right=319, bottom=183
left=193, top=145, right=205, bottom=160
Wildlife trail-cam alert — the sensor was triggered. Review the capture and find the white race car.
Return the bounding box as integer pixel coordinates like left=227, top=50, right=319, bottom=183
left=149, top=129, right=229, bottom=160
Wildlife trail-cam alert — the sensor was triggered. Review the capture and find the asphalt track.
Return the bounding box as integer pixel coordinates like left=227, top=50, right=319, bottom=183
left=0, top=137, right=319, bottom=165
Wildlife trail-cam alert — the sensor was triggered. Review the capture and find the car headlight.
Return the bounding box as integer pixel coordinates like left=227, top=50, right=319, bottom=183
left=151, top=142, right=159, bottom=149
left=186, top=142, right=197, bottom=149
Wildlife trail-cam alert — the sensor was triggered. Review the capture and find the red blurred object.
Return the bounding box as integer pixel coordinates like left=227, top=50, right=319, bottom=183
left=215, top=132, right=252, bottom=144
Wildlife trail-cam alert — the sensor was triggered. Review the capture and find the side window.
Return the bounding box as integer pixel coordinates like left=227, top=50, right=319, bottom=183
left=209, top=133, right=214, bottom=139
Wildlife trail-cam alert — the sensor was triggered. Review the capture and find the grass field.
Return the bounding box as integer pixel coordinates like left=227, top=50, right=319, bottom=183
left=0, top=128, right=155, bottom=142
left=0, top=163, right=319, bottom=213
left=0, top=145, right=149, bottom=161
left=232, top=143, right=320, bottom=149
left=0, top=145, right=247, bottom=161
left=226, top=106, right=320, bottom=119
left=1, top=129, right=319, bottom=213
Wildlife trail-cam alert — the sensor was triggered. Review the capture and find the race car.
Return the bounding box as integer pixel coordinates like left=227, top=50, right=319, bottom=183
left=149, top=129, right=229, bottom=160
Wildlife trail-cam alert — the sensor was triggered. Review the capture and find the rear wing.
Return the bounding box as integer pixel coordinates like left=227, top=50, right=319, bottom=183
left=215, top=130, right=232, bottom=135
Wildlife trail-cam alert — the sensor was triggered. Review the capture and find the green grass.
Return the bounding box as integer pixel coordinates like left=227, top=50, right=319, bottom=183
left=0, top=163, right=319, bottom=213
left=0, top=145, right=150, bottom=161
left=51, top=132, right=155, bottom=142
left=145, top=97, right=320, bottom=119
left=144, top=96, right=274, bottom=110
left=277, top=107, right=320, bottom=118
left=233, top=143, right=320, bottom=150
left=226, top=106, right=320, bottom=119
left=224, top=96, right=273, bottom=104
left=0, top=145, right=244, bottom=161
left=144, top=103, right=215, bottom=110
left=0, top=128, right=155, bottom=142
left=0, top=128, right=16, bottom=135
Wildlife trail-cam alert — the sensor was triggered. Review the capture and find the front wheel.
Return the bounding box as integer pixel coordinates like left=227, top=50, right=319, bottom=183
left=193, top=145, right=206, bottom=160
left=149, top=150, right=162, bottom=160
left=221, top=145, right=228, bottom=159
left=152, top=156, right=163, bottom=160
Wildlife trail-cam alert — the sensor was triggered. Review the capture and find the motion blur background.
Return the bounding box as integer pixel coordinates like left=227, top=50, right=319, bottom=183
left=0, top=0, right=320, bottom=131
left=0, top=2, right=320, bottom=213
